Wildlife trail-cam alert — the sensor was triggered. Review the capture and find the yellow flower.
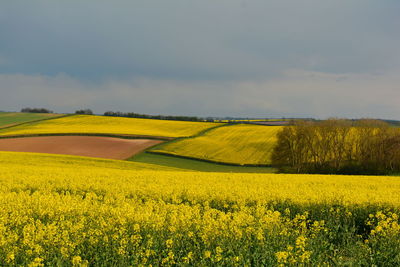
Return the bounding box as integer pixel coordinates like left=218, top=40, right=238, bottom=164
left=295, top=235, right=307, bottom=249
left=204, top=250, right=212, bottom=259
left=276, top=251, right=289, bottom=263
left=183, top=252, right=193, bottom=264
left=165, top=239, right=173, bottom=249
left=6, top=253, right=15, bottom=263
left=256, top=231, right=265, bottom=241
left=72, top=256, right=82, bottom=266
left=216, top=246, right=223, bottom=254
left=28, top=257, right=44, bottom=267
left=299, top=251, right=311, bottom=263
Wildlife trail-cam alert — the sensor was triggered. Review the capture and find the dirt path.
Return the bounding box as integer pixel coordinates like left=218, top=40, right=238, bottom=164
left=0, top=136, right=163, bottom=160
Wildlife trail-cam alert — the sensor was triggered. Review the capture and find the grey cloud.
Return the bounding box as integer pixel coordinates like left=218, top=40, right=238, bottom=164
left=1, top=0, right=400, bottom=81
left=1, top=71, right=400, bottom=120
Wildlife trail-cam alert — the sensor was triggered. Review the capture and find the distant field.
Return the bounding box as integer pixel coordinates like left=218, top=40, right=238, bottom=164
left=0, top=112, right=63, bottom=128
left=150, top=124, right=282, bottom=165
left=0, top=115, right=218, bottom=138
left=131, top=152, right=276, bottom=173
left=214, top=119, right=289, bottom=123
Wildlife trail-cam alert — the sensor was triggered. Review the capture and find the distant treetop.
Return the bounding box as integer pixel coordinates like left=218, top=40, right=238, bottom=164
left=21, top=108, right=53, bottom=113
left=103, top=111, right=213, bottom=122
left=75, top=109, right=94, bottom=115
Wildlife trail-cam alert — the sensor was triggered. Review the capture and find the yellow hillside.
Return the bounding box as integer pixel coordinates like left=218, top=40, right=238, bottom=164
left=150, top=124, right=282, bottom=165
left=0, top=115, right=218, bottom=138
left=1, top=151, right=400, bottom=265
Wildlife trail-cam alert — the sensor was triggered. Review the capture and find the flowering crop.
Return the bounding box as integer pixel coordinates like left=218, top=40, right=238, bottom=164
left=0, top=115, right=218, bottom=138
left=151, top=124, right=282, bottom=165
left=1, top=151, right=400, bottom=265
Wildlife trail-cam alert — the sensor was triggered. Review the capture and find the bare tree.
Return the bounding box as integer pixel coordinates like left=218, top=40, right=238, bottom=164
left=271, top=119, right=399, bottom=174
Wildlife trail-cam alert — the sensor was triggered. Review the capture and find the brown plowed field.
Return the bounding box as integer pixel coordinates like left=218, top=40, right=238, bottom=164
left=0, top=136, right=163, bottom=159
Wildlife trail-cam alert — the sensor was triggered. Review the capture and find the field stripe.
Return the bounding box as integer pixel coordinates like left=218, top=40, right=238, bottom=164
left=0, top=113, right=69, bottom=130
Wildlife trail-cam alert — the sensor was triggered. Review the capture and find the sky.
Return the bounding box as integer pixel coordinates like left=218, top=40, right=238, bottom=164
left=1, top=0, right=400, bottom=119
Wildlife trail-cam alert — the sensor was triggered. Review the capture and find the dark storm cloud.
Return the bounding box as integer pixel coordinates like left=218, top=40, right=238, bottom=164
left=1, top=0, right=400, bottom=118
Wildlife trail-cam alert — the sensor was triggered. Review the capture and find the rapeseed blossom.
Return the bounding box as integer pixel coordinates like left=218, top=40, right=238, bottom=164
left=1, top=151, right=400, bottom=265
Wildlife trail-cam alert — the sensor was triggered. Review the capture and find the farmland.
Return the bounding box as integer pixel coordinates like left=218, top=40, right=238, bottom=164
left=0, top=151, right=180, bottom=172
left=1, top=115, right=400, bottom=266
left=150, top=124, right=282, bottom=165
left=0, top=112, right=63, bottom=128
left=0, top=136, right=163, bottom=160
left=130, top=152, right=276, bottom=173
left=0, top=115, right=218, bottom=138
left=1, top=151, right=400, bottom=265
left=3, top=1, right=398, bottom=265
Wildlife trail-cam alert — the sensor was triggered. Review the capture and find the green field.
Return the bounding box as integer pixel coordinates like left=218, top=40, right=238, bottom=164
left=150, top=124, right=282, bottom=165
left=0, top=151, right=181, bottom=172
left=130, top=152, right=276, bottom=173
left=0, top=112, right=64, bottom=128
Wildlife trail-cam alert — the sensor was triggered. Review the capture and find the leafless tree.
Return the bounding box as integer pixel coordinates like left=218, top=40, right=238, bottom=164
left=272, top=119, right=400, bottom=174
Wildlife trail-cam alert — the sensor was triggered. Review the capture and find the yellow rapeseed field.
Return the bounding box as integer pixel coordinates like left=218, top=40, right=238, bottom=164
left=151, top=124, right=282, bottom=165
left=1, top=151, right=400, bottom=265
left=0, top=115, right=218, bottom=138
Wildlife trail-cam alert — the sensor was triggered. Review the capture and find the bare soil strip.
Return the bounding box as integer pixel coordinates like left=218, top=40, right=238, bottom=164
left=0, top=136, right=163, bottom=160
left=0, top=133, right=174, bottom=140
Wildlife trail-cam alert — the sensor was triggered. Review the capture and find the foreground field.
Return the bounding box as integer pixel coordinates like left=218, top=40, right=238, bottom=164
left=1, top=152, right=400, bottom=266
left=0, top=115, right=218, bottom=138
left=0, top=112, right=63, bottom=128
left=150, top=124, right=282, bottom=165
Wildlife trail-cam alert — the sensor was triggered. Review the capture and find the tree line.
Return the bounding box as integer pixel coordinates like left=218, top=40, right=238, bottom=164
left=103, top=111, right=214, bottom=122
left=272, top=119, right=400, bottom=175
left=75, top=109, right=93, bottom=115
left=19, top=108, right=219, bottom=122
left=21, top=108, right=53, bottom=113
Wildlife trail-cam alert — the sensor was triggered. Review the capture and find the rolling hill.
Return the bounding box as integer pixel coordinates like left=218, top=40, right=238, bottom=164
left=0, top=114, right=219, bottom=138
left=0, top=112, right=64, bottom=128
left=149, top=124, right=282, bottom=165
